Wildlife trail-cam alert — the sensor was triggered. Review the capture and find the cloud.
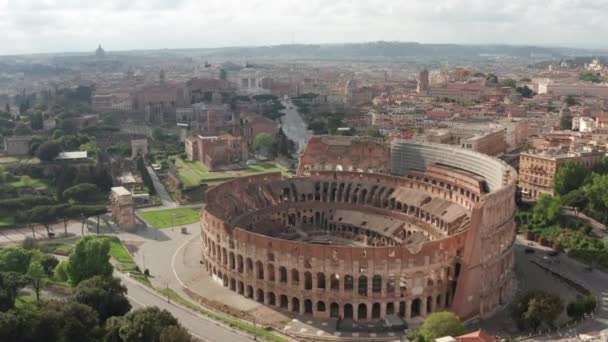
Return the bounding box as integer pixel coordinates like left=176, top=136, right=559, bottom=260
left=0, top=0, right=606, bottom=55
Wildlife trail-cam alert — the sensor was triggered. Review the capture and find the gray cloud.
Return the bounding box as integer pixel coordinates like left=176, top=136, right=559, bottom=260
left=0, top=0, right=607, bottom=55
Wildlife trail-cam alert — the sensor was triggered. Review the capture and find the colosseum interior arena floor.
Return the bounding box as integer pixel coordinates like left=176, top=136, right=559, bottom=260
left=199, top=138, right=517, bottom=329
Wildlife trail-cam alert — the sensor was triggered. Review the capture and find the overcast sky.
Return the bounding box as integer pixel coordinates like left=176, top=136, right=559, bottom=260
left=1, top=0, right=607, bottom=55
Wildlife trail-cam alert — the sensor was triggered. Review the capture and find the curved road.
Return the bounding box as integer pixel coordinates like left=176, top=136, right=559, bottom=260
left=118, top=272, right=252, bottom=342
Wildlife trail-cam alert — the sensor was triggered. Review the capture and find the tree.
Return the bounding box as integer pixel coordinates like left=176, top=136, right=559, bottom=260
left=79, top=141, right=99, bottom=157
left=63, top=183, right=99, bottom=203
left=560, top=189, right=588, bottom=217
left=159, top=325, right=195, bottom=342
left=66, top=237, right=112, bottom=286
left=511, top=290, right=563, bottom=331
left=253, top=133, right=274, bottom=157
left=486, top=73, right=498, bottom=84
left=565, top=95, right=578, bottom=106
left=35, top=141, right=62, bottom=161
left=583, top=173, right=608, bottom=214
left=560, top=108, right=573, bottom=130
left=0, top=272, right=28, bottom=311
left=27, top=260, right=46, bottom=301
left=417, top=311, right=465, bottom=341
left=500, top=78, right=517, bottom=88
left=566, top=295, right=597, bottom=320
left=28, top=204, right=68, bottom=236
left=516, top=85, right=535, bottom=98
left=0, top=247, right=32, bottom=274
left=531, top=195, right=561, bottom=227
left=39, top=300, right=100, bottom=342
left=14, top=122, right=32, bottom=135
left=30, top=112, right=44, bottom=130
left=72, top=276, right=131, bottom=322
left=104, top=307, right=188, bottom=342
left=554, top=161, right=588, bottom=195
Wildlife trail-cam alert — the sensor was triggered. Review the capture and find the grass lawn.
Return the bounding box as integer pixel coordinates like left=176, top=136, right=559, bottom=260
left=40, top=242, right=74, bottom=255
left=0, top=214, right=16, bottom=228
left=139, top=207, right=201, bottom=229
left=15, top=295, right=37, bottom=308
left=174, top=158, right=289, bottom=188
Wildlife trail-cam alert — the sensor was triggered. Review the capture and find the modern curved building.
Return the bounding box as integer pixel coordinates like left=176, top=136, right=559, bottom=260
left=200, top=136, right=517, bottom=324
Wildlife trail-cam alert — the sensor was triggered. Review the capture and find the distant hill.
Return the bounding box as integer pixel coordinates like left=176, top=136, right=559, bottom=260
left=189, top=41, right=608, bottom=60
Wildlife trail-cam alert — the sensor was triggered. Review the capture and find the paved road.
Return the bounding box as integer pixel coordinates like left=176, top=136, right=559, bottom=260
left=146, top=166, right=177, bottom=208
left=118, top=272, right=253, bottom=342
left=279, top=99, right=312, bottom=153
left=516, top=237, right=608, bottom=340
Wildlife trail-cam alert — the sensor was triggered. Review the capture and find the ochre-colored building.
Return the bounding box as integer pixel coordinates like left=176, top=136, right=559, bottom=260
left=200, top=137, right=517, bottom=325
left=185, top=134, right=249, bottom=171
left=518, top=150, right=604, bottom=199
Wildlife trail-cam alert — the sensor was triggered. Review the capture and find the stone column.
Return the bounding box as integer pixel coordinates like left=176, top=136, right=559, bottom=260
left=405, top=300, right=411, bottom=319
left=421, top=297, right=427, bottom=317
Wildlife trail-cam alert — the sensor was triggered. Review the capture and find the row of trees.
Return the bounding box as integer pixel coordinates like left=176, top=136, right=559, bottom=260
left=0, top=238, right=193, bottom=342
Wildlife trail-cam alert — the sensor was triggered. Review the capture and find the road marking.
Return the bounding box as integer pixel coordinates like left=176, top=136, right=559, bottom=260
left=171, top=233, right=200, bottom=289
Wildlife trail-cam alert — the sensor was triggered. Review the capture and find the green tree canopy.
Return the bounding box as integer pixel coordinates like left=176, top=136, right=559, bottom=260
left=35, top=141, right=62, bottom=161
left=417, top=311, right=466, bottom=341
left=66, top=237, right=113, bottom=286
left=554, top=161, right=588, bottom=195
left=560, top=189, right=588, bottom=215
left=0, top=247, right=33, bottom=274
left=104, top=307, right=188, bottom=342
left=253, top=133, right=274, bottom=156
left=62, top=183, right=99, bottom=203
left=531, top=195, right=562, bottom=227
left=72, top=275, right=131, bottom=322
left=582, top=173, right=608, bottom=213
left=0, top=272, right=28, bottom=311
left=511, top=290, right=563, bottom=331
left=500, top=78, right=517, bottom=88
left=14, top=122, right=32, bottom=135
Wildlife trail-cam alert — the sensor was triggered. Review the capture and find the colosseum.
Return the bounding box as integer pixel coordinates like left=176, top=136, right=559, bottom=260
left=200, top=136, right=517, bottom=325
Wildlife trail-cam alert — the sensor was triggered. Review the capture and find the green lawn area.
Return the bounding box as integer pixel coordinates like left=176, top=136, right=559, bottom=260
left=139, top=207, right=201, bottom=229
left=97, top=236, right=139, bottom=272
left=15, top=295, right=37, bottom=308
left=0, top=214, right=16, bottom=228
left=40, top=242, right=74, bottom=255
left=174, top=158, right=289, bottom=188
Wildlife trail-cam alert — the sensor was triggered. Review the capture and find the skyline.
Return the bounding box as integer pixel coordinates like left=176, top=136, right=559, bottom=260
left=1, top=0, right=608, bottom=55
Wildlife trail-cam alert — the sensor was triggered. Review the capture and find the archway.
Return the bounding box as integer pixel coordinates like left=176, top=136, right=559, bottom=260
left=411, top=298, right=421, bottom=317
left=358, top=276, right=368, bottom=296
left=246, top=286, right=253, bottom=299
left=280, top=295, right=288, bottom=309
left=292, top=298, right=300, bottom=313
left=357, top=303, right=367, bottom=320
left=344, top=304, right=354, bottom=319
left=386, top=302, right=395, bottom=315
left=427, top=296, right=433, bottom=314
left=304, top=299, right=313, bottom=314
left=317, top=301, right=326, bottom=312
left=268, top=292, right=276, bottom=306
left=372, top=303, right=381, bottom=319
left=330, top=303, right=339, bottom=318
left=279, top=267, right=287, bottom=283
left=291, top=269, right=300, bottom=285
left=304, top=272, right=313, bottom=290
left=257, top=289, right=265, bottom=303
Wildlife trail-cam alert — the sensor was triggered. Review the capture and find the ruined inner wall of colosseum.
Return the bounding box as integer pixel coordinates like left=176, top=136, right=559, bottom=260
left=297, top=136, right=391, bottom=175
